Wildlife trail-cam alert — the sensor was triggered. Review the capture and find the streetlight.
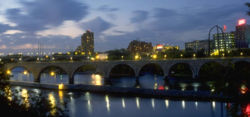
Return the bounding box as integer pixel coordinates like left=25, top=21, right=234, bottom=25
left=6, top=70, right=11, bottom=75
left=164, top=54, right=167, bottom=59
left=121, top=55, right=124, bottom=60
left=50, top=71, right=55, bottom=77
left=134, top=55, right=140, bottom=60
left=240, top=52, right=244, bottom=56
left=193, top=53, right=196, bottom=58
left=23, top=70, right=28, bottom=75
left=152, top=54, right=157, bottom=60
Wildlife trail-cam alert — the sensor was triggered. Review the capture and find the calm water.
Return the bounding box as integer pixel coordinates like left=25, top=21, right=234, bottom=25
left=7, top=67, right=234, bottom=117
left=7, top=86, right=228, bottom=117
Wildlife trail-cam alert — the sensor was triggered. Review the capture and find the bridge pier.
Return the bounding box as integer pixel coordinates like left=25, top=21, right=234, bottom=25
left=69, top=74, right=74, bottom=84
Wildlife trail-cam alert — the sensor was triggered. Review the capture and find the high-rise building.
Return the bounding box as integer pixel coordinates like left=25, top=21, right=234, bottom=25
left=235, top=19, right=250, bottom=48
left=213, top=32, right=235, bottom=52
left=185, top=40, right=210, bottom=52
left=81, top=30, right=94, bottom=56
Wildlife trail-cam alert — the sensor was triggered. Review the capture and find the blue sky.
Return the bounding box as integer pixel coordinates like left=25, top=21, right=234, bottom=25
left=0, top=0, right=249, bottom=53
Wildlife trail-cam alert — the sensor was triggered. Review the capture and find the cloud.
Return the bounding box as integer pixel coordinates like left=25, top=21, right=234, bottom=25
left=5, top=0, right=89, bottom=32
left=95, top=4, right=248, bottom=51
left=10, top=43, right=55, bottom=50
left=153, top=8, right=177, bottom=18
left=36, top=20, right=84, bottom=38
left=0, top=45, right=7, bottom=49
left=3, top=30, right=23, bottom=35
left=81, top=17, right=114, bottom=35
left=0, top=23, right=12, bottom=33
left=130, top=10, right=149, bottom=23
left=97, top=5, right=119, bottom=12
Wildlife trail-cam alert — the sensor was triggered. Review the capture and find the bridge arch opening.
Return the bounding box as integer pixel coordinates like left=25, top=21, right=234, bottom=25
left=230, top=61, right=250, bottom=82
left=139, top=63, right=164, bottom=76
left=168, top=63, right=193, bottom=80
left=138, top=63, right=165, bottom=89
left=198, top=61, right=226, bottom=81
left=39, top=66, right=69, bottom=84
left=9, top=66, right=34, bottom=82
left=109, top=64, right=136, bottom=88
left=73, top=65, right=104, bottom=86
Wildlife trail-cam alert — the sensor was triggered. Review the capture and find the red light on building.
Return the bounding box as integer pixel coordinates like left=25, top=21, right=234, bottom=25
left=156, top=44, right=164, bottom=50
left=238, top=19, right=246, bottom=26
left=223, top=25, right=227, bottom=32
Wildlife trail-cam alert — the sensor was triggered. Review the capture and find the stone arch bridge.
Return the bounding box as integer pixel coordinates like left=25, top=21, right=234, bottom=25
left=4, top=57, right=250, bottom=84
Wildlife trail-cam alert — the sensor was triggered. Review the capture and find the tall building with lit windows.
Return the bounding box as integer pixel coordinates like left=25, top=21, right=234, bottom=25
left=213, top=32, right=235, bottom=52
left=81, top=30, right=94, bottom=56
left=235, top=19, right=250, bottom=48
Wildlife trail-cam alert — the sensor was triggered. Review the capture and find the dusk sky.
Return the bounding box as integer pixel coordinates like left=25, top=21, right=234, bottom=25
left=0, top=0, right=249, bottom=53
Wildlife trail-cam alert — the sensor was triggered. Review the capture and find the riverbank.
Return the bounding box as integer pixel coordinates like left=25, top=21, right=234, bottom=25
left=8, top=80, right=231, bottom=102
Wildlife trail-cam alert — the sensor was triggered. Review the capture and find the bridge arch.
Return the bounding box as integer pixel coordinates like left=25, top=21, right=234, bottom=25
left=108, top=64, right=136, bottom=78
left=8, top=66, right=34, bottom=82
left=138, top=63, right=164, bottom=76
left=168, top=62, right=194, bottom=79
left=72, top=64, right=104, bottom=85
left=38, top=65, right=69, bottom=84
left=231, top=61, right=250, bottom=81
left=198, top=61, right=225, bottom=80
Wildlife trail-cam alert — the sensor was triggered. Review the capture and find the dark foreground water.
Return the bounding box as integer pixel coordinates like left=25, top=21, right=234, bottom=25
left=7, top=67, right=249, bottom=117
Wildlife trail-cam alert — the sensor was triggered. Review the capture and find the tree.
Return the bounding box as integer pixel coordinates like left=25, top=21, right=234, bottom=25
left=246, top=3, right=250, bottom=15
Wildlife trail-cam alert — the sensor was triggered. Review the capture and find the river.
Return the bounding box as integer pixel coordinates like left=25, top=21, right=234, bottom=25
left=5, top=67, right=248, bottom=117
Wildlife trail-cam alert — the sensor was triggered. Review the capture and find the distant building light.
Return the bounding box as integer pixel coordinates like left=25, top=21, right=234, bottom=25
left=238, top=19, right=246, bottom=26
left=156, top=44, right=164, bottom=50
left=223, top=25, right=227, bottom=32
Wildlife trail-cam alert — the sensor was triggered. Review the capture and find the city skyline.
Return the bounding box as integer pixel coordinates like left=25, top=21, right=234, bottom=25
left=0, top=0, right=249, bottom=53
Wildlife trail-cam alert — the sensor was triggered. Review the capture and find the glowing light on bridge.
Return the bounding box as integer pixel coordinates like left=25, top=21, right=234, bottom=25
left=50, top=71, right=55, bottom=77
left=91, top=74, right=102, bottom=86
left=152, top=54, right=157, bottom=59
left=58, top=83, right=64, bottom=90
left=240, top=52, right=244, bottom=56
left=134, top=55, right=140, bottom=60
left=6, top=70, right=11, bottom=75
left=164, top=54, right=167, bottom=59
left=23, top=70, right=28, bottom=75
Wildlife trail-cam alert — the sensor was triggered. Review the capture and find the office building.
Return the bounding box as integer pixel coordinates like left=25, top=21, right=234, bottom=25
left=235, top=19, right=250, bottom=48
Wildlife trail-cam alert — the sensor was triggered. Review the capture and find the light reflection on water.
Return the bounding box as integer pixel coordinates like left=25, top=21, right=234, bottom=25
left=6, top=86, right=228, bottom=117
